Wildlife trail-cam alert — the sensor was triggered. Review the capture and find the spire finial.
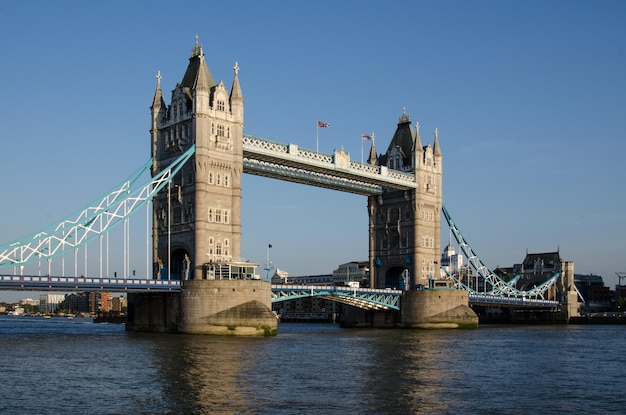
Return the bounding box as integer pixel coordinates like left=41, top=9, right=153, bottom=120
left=191, top=34, right=202, bottom=57
left=156, top=70, right=162, bottom=85
left=416, top=122, right=420, bottom=133
left=434, top=128, right=439, bottom=140
left=234, top=61, right=239, bottom=75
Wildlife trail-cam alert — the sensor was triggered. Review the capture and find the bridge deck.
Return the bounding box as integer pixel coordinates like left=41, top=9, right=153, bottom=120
left=0, top=276, right=560, bottom=310
left=0, top=275, right=181, bottom=292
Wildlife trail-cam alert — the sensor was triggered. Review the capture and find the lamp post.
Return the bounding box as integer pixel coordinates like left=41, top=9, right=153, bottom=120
left=265, top=244, right=274, bottom=281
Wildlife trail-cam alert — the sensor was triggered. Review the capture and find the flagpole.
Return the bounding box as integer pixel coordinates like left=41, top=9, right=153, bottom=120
left=316, top=121, right=319, bottom=152
left=361, top=133, right=364, bottom=164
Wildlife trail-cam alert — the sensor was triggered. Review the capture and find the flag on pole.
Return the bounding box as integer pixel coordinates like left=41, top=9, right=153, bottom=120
left=268, top=244, right=272, bottom=248
left=317, top=121, right=330, bottom=128
left=362, top=134, right=372, bottom=140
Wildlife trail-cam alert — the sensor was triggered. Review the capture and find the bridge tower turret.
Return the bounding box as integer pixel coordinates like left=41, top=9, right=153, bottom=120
left=131, top=37, right=276, bottom=336
left=150, top=36, right=245, bottom=280
left=367, top=110, right=443, bottom=290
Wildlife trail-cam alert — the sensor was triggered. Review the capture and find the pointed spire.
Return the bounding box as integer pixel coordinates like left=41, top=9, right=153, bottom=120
left=194, top=52, right=214, bottom=91
left=181, top=36, right=215, bottom=92
left=433, top=127, right=441, bottom=156
left=367, top=133, right=378, bottom=165
left=151, top=70, right=165, bottom=111
left=414, top=122, right=423, bottom=152
left=191, top=34, right=202, bottom=57
left=229, top=61, right=243, bottom=103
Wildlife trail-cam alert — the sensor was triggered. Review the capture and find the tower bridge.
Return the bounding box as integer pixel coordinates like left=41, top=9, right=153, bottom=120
left=0, top=38, right=579, bottom=333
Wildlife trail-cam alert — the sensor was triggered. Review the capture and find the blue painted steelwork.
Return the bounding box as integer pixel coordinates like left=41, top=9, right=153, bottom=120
left=0, top=139, right=565, bottom=310
left=0, top=146, right=196, bottom=269
left=441, top=204, right=560, bottom=300
left=469, top=293, right=559, bottom=308
left=0, top=274, right=180, bottom=292
left=271, top=284, right=402, bottom=310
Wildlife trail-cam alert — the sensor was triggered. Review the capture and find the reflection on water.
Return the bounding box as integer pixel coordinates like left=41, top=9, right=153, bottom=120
left=149, top=334, right=265, bottom=414
left=2, top=317, right=626, bottom=414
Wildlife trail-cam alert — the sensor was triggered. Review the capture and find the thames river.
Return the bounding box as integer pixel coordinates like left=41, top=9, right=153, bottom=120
left=1, top=315, right=625, bottom=414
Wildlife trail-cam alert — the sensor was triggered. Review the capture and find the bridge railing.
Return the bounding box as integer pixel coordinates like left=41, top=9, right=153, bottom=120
left=0, top=274, right=181, bottom=292
left=243, top=135, right=417, bottom=192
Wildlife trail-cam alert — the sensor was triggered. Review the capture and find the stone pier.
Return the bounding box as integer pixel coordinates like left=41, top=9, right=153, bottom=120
left=400, top=289, right=478, bottom=329
left=126, top=280, right=277, bottom=336
left=339, top=288, right=478, bottom=329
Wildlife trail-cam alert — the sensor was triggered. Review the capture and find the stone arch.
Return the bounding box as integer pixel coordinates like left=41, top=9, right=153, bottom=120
left=385, top=266, right=410, bottom=290
left=170, top=247, right=192, bottom=281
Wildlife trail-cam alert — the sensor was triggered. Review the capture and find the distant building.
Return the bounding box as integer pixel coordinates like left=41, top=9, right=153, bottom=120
left=574, top=273, right=612, bottom=311
left=271, top=271, right=333, bottom=286
left=90, top=292, right=112, bottom=312
left=517, top=251, right=564, bottom=291
left=19, top=298, right=40, bottom=307
left=271, top=268, right=290, bottom=284
left=60, top=293, right=91, bottom=313
left=493, top=267, right=516, bottom=281
left=39, top=294, right=65, bottom=313
left=111, top=296, right=127, bottom=313
left=332, top=261, right=369, bottom=287
left=440, top=244, right=463, bottom=275
left=59, top=292, right=118, bottom=313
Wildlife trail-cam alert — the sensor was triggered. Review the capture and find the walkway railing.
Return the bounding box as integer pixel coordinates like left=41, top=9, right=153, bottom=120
left=243, top=135, right=417, bottom=195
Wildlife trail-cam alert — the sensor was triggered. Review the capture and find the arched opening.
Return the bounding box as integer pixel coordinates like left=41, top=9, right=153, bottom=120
left=170, top=248, right=192, bottom=280
left=385, top=266, right=410, bottom=290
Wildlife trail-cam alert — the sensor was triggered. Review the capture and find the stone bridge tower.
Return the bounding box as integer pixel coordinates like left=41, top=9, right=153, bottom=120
left=367, top=110, right=443, bottom=290
left=128, top=37, right=276, bottom=336
left=150, top=36, right=244, bottom=281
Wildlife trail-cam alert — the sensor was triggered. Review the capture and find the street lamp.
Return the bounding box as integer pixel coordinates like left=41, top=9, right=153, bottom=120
left=265, top=244, right=274, bottom=281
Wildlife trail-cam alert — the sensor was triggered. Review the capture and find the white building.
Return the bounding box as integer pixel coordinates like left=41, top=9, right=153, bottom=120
left=39, top=294, right=65, bottom=313
left=271, top=268, right=290, bottom=284
left=19, top=298, right=40, bottom=307
left=440, top=244, right=463, bottom=276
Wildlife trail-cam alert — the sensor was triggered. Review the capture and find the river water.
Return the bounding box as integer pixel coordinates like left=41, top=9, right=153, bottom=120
left=1, top=315, right=625, bottom=414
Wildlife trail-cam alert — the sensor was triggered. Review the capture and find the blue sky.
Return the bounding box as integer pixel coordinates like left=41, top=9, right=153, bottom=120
left=0, top=1, right=625, bottom=302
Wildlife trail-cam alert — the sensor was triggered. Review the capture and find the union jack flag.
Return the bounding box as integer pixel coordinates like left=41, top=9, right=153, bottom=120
left=317, top=121, right=330, bottom=128
left=362, top=134, right=372, bottom=140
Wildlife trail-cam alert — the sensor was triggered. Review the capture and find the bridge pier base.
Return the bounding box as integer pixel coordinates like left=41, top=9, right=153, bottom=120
left=400, top=289, right=478, bottom=329
left=178, top=280, right=277, bottom=336
left=339, top=307, right=399, bottom=328
left=338, top=289, right=478, bottom=329
left=126, top=280, right=278, bottom=336
left=126, top=292, right=180, bottom=333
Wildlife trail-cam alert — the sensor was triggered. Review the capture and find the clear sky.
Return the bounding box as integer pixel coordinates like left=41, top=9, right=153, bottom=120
left=0, top=1, right=625, bottom=302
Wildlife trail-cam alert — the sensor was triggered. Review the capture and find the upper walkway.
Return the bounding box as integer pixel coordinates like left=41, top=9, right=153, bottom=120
left=242, top=135, right=416, bottom=195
